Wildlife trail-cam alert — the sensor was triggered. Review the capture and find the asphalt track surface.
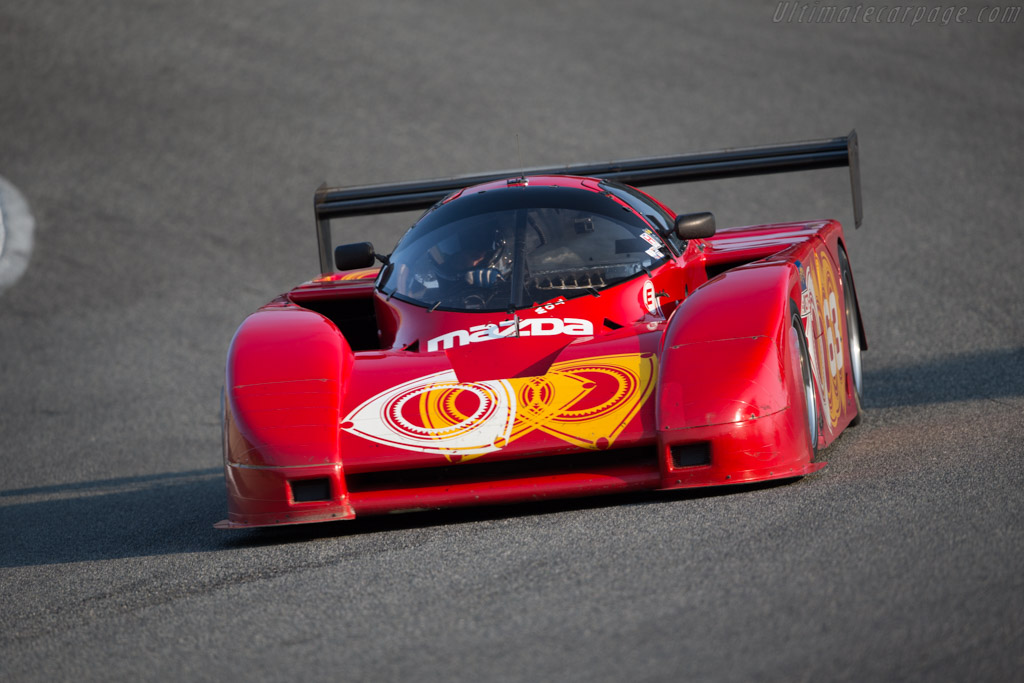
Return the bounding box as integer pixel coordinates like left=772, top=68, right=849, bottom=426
left=1, top=2, right=1022, bottom=681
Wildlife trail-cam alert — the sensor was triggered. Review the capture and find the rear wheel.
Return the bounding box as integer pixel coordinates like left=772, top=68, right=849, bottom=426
left=838, top=248, right=864, bottom=426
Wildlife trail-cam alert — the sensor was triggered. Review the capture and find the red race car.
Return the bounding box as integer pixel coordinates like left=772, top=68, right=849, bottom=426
left=216, top=132, right=866, bottom=529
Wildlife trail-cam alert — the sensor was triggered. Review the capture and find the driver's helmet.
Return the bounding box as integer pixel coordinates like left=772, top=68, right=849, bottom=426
left=437, top=216, right=511, bottom=281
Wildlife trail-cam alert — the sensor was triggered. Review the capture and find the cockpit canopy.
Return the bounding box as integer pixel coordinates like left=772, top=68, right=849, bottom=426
left=378, top=184, right=672, bottom=312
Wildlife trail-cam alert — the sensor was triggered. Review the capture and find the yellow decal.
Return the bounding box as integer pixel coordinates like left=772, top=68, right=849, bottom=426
left=342, top=353, right=657, bottom=461
left=811, top=251, right=846, bottom=426
left=339, top=267, right=380, bottom=280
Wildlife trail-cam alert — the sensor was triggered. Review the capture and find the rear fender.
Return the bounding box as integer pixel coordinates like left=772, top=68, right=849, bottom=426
left=836, top=236, right=867, bottom=352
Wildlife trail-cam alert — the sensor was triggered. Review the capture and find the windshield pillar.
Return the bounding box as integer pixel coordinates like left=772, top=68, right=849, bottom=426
left=510, top=208, right=529, bottom=309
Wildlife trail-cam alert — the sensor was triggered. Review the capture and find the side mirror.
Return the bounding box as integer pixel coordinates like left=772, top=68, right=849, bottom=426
left=334, top=242, right=376, bottom=271
left=674, top=212, right=716, bottom=240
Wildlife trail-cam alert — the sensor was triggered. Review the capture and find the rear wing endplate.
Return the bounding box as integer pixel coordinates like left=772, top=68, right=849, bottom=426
left=314, top=130, right=862, bottom=273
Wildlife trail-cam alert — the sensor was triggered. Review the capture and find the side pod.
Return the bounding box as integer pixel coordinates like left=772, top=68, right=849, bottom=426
left=656, top=262, right=822, bottom=489
left=218, top=304, right=356, bottom=528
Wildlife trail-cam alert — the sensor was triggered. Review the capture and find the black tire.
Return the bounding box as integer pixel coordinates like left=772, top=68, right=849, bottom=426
left=791, top=311, right=819, bottom=454
left=838, top=247, right=864, bottom=426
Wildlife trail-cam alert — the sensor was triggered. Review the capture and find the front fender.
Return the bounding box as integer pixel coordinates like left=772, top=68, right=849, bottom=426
left=656, top=261, right=818, bottom=485
left=658, top=262, right=796, bottom=431
left=225, top=303, right=354, bottom=468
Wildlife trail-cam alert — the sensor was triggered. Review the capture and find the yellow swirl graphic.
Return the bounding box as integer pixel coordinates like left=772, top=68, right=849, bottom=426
left=418, top=353, right=657, bottom=460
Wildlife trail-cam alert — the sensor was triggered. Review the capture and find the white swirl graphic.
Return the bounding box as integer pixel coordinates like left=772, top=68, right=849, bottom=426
left=342, top=370, right=517, bottom=457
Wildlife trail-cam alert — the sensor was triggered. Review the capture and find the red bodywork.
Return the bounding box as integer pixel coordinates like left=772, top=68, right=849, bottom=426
left=216, top=175, right=864, bottom=528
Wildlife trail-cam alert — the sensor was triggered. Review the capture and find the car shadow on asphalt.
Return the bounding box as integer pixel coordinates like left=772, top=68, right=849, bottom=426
left=862, top=347, right=1024, bottom=409
left=0, top=468, right=228, bottom=568
left=0, top=465, right=795, bottom=567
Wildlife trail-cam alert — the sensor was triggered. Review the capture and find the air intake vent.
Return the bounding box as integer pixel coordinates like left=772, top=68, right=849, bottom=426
left=670, top=442, right=711, bottom=468
left=347, top=447, right=658, bottom=493
left=290, top=478, right=332, bottom=502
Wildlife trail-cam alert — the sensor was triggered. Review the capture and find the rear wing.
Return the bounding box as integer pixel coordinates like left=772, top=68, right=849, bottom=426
left=314, top=130, right=862, bottom=273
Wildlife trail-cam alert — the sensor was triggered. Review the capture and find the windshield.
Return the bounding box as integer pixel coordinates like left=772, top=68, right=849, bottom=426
left=378, top=185, right=670, bottom=312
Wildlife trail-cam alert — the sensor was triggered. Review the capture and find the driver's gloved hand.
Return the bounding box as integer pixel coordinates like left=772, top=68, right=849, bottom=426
left=464, top=268, right=503, bottom=287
